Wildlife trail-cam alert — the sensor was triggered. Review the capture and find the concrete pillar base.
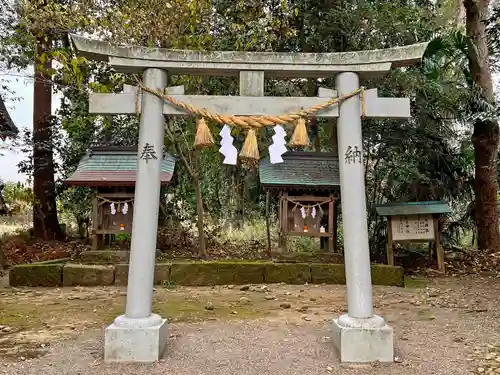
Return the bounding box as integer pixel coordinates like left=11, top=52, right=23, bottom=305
left=331, top=314, right=393, bottom=363
left=104, top=314, right=168, bottom=363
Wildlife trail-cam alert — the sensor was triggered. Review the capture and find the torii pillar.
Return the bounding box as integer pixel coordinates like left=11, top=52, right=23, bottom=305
left=332, top=71, right=393, bottom=362
left=70, top=34, right=428, bottom=364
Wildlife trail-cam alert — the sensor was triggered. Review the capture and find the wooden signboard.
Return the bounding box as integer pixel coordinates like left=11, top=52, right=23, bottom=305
left=377, top=201, right=451, bottom=274
left=386, top=213, right=443, bottom=273
left=391, top=214, right=434, bottom=241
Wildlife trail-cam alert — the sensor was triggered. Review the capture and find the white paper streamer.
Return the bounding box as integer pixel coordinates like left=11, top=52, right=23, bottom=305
left=269, top=125, right=288, bottom=164
left=110, top=202, right=116, bottom=216
left=219, top=125, right=238, bottom=165
left=122, top=202, right=129, bottom=215
left=300, top=206, right=306, bottom=219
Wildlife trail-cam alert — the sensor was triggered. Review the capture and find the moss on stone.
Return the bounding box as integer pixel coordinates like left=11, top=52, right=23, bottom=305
left=7, top=260, right=404, bottom=287
left=370, top=264, right=404, bottom=287
left=154, top=263, right=171, bottom=284
left=310, top=264, right=346, bottom=284
left=79, top=251, right=130, bottom=264
left=272, top=252, right=343, bottom=264
left=232, top=262, right=265, bottom=284
left=114, top=264, right=129, bottom=285
left=264, top=263, right=311, bottom=284
left=115, top=263, right=172, bottom=285
left=311, top=264, right=403, bottom=286
left=35, top=258, right=70, bottom=265
left=170, top=262, right=265, bottom=286
left=62, top=263, right=115, bottom=286
left=9, top=263, right=63, bottom=287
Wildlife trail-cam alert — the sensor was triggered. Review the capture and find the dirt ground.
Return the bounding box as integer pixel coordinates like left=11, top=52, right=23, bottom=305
left=1, top=276, right=500, bottom=375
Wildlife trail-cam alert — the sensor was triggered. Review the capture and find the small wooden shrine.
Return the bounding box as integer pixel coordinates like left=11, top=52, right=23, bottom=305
left=376, top=201, right=451, bottom=272
left=65, top=146, right=176, bottom=249
left=259, top=152, right=340, bottom=252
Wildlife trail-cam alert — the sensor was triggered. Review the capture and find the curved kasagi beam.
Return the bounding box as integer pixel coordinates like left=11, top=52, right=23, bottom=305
left=70, top=34, right=429, bottom=77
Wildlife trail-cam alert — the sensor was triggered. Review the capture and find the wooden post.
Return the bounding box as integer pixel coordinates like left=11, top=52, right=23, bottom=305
left=333, top=199, right=338, bottom=253
left=278, top=193, right=283, bottom=249
left=434, top=215, right=445, bottom=273
left=386, top=216, right=394, bottom=266
left=328, top=195, right=334, bottom=252
left=265, top=190, right=272, bottom=257
left=91, top=193, right=99, bottom=250
left=282, top=191, right=288, bottom=251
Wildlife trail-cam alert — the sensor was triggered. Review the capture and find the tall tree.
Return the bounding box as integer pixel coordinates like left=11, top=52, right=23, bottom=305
left=32, top=28, right=62, bottom=239
left=463, top=0, right=500, bottom=252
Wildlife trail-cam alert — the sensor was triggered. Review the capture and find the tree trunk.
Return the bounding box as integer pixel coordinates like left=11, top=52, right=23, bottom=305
left=164, top=119, right=206, bottom=254
left=194, top=150, right=206, bottom=257
left=0, top=239, right=5, bottom=271
left=32, top=38, right=62, bottom=240
left=233, top=167, right=244, bottom=229
left=463, top=0, right=500, bottom=253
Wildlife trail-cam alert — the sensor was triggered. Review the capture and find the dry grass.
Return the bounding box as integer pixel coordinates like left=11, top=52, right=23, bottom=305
left=0, top=223, right=23, bottom=236
left=217, top=219, right=334, bottom=252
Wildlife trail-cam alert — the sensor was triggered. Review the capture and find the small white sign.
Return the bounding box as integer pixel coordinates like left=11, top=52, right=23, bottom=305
left=391, top=214, right=434, bottom=241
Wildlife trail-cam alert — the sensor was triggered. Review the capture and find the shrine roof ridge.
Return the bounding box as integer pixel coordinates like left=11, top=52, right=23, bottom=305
left=375, top=201, right=451, bottom=217
left=259, top=151, right=340, bottom=190
left=70, top=34, right=429, bottom=77
left=65, top=146, right=176, bottom=187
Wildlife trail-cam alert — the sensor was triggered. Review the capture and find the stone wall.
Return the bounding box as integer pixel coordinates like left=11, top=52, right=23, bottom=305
left=76, top=250, right=344, bottom=265
left=9, top=260, right=404, bottom=287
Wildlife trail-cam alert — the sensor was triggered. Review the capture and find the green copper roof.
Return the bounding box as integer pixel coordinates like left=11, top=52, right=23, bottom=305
left=375, top=201, right=451, bottom=216
left=259, top=152, right=340, bottom=190
left=65, top=146, right=176, bottom=187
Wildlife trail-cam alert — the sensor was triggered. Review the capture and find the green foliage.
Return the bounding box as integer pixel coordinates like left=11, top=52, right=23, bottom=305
left=115, top=233, right=131, bottom=242
left=57, top=187, right=91, bottom=232
left=160, top=280, right=177, bottom=290
left=1, top=0, right=494, bottom=257
left=2, top=182, right=33, bottom=215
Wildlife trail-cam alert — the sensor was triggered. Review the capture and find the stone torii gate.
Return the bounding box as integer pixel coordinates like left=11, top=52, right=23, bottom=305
left=70, top=35, right=427, bottom=364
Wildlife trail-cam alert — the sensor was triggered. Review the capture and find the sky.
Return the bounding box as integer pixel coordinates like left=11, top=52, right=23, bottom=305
left=1, top=67, right=61, bottom=184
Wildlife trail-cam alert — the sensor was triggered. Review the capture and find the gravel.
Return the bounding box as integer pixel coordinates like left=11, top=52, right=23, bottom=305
left=2, top=315, right=493, bottom=375
left=3, top=276, right=500, bottom=375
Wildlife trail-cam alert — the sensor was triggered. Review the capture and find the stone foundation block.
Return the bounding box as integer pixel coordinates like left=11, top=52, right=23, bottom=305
left=331, top=317, right=394, bottom=363
left=264, top=263, right=311, bottom=284
left=104, top=317, right=168, bottom=363
left=63, top=263, right=115, bottom=286
left=310, top=264, right=346, bottom=284
left=10, top=263, right=63, bottom=287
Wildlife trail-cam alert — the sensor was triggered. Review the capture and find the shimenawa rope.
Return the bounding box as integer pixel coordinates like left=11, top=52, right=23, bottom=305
left=135, top=82, right=366, bottom=129
left=133, top=80, right=366, bottom=160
